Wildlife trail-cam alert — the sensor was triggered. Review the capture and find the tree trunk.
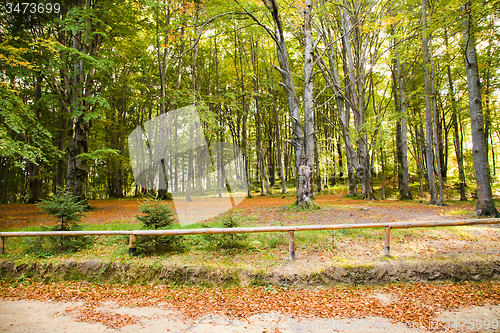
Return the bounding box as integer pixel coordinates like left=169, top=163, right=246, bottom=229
left=196, top=121, right=205, bottom=196
left=261, top=0, right=305, bottom=202
left=380, top=144, right=386, bottom=200
left=116, top=104, right=125, bottom=198
left=314, top=120, right=321, bottom=193
left=242, top=115, right=252, bottom=198
left=422, top=0, right=437, bottom=204
left=156, top=5, right=173, bottom=200
left=302, top=0, right=315, bottom=205
left=186, top=122, right=195, bottom=202
left=251, top=41, right=270, bottom=196
left=444, top=28, right=467, bottom=201
left=2, top=158, right=10, bottom=204
left=64, top=0, right=101, bottom=202
left=393, top=66, right=403, bottom=193
left=27, top=74, right=43, bottom=203
left=67, top=114, right=89, bottom=201
left=268, top=68, right=287, bottom=194
left=172, top=31, right=184, bottom=194
left=463, top=0, right=499, bottom=216
left=390, top=27, right=412, bottom=200
left=235, top=38, right=252, bottom=199
left=341, top=5, right=374, bottom=199
left=430, top=41, right=445, bottom=206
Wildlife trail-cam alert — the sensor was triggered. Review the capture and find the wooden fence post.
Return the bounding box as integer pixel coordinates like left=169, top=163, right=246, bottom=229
left=288, top=231, right=295, bottom=261
left=129, top=234, right=137, bottom=255
left=384, top=227, right=391, bottom=257
left=0, top=236, right=4, bottom=255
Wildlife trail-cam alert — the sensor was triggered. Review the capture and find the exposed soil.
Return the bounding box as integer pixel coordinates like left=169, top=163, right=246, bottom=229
left=2, top=281, right=500, bottom=332
left=2, top=259, right=500, bottom=287
left=3, top=299, right=499, bottom=332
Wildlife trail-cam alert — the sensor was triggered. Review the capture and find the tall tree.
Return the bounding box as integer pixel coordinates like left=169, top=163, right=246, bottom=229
left=301, top=0, right=316, bottom=205
left=444, top=28, right=467, bottom=201
left=421, top=0, right=437, bottom=204
left=238, top=0, right=313, bottom=206
left=391, top=18, right=412, bottom=200
left=61, top=0, right=109, bottom=201
left=250, top=39, right=271, bottom=196
left=463, top=0, right=499, bottom=216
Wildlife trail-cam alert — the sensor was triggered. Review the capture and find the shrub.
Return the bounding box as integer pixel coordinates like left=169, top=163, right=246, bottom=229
left=202, top=211, right=247, bottom=249
left=33, top=187, right=91, bottom=253
left=135, top=198, right=184, bottom=254
left=37, top=188, right=87, bottom=231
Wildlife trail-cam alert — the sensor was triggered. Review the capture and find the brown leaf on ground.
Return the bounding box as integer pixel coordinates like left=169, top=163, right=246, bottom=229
left=0, top=194, right=478, bottom=230
left=69, top=305, right=142, bottom=329
left=1, top=281, right=499, bottom=331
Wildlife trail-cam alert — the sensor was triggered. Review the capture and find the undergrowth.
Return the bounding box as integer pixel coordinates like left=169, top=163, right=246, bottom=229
left=135, top=197, right=185, bottom=254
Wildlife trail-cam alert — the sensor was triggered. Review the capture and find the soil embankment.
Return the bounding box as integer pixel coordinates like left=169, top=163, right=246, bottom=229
left=2, top=259, right=499, bottom=287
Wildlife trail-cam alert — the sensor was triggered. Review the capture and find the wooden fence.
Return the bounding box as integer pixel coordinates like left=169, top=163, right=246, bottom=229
left=1, top=218, right=499, bottom=260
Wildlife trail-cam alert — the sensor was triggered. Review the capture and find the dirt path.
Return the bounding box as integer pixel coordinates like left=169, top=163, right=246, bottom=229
left=1, top=281, right=500, bottom=333
left=1, top=299, right=499, bottom=332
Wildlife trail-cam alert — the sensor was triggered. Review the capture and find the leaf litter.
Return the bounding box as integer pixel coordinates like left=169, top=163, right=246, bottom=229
left=1, top=280, right=499, bottom=331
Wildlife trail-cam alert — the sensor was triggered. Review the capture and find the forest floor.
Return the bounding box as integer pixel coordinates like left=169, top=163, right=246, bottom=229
left=0, top=192, right=498, bottom=271
left=0, top=192, right=482, bottom=229
left=1, top=192, right=500, bottom=332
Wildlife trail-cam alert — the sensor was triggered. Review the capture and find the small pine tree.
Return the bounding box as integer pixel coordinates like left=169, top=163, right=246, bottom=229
left=135, top=198, right=183, bottom=253
left=34, top=187, right=90, bottom=251
left=202, top=211, right=247, bottom=249
left=37, top=188, right=86, bottom=231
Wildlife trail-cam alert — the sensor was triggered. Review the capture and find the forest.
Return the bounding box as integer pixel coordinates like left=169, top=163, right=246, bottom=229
left=1, top=0, right=499, bottom=216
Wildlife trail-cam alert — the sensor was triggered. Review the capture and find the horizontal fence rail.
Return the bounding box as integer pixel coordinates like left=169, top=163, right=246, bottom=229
left=0, top=218, right=499, bottom=258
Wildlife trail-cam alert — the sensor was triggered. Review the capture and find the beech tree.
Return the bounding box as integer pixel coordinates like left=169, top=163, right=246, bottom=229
left=463, top=0, right=499, bottom=216
left=237, top=0, right=315, bottom=207
left=421, top=0, right=438, bottom=205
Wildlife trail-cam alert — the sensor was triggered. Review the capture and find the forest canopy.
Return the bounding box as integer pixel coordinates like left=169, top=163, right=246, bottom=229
left=0, top=0, right=499, bottom=215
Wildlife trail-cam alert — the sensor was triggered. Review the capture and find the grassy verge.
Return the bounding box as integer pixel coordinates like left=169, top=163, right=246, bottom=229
left=1, top=213, right=498, bottom=270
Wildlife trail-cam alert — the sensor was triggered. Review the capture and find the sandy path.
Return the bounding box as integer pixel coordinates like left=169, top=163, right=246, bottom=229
left=1, top=299, right=499, bottom=332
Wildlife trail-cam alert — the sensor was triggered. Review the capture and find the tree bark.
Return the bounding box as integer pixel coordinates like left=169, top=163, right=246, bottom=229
left=341, top=5, right=374, bottom=199
left=421, top=0, right=437, bottom=204
left=156, top=4, right=173, bottom=200
left=260, top=0, right=305, bottom=202
left=391, top=26, right=412, bottom=200
left=430, top=41, right=445, bottom=206
left=235, top=37, right=252, bottom=199
left=1, top=158, right=10, bottom=204
left=27, top=74, right=43, bottom=203
left=446, top=55, right=467, bottom=200
left=463, top=0, right=499, bottom=216
left=302, top=0, right=315, bottom=204
left=250, top=40, right=271, bottom=196
left=186, top=122, right=195, bottom=202
left=64, top=0, right=101, bottom=202
left=268, top=67, right=287, bottom=194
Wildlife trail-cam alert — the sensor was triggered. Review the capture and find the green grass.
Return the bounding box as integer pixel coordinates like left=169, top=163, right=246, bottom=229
left=0, top=209, right=493, bottom=272
left=445, top=209, right=472, bottom=216
left=0, top=222, right=478, bottom=257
